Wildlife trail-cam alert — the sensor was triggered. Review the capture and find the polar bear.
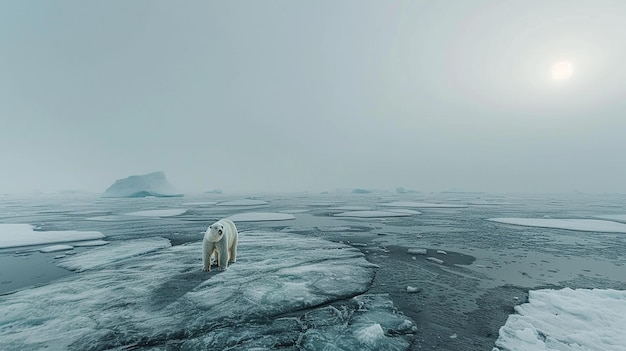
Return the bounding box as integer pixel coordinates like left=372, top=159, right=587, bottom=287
left=203, top=218, right=238, bottom=271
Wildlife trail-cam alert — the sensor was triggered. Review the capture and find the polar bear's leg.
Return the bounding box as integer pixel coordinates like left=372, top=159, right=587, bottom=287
left=202, top=241, right=214, bottom=271
left=229, top=237, right=238, bottom=263
left=216, top=239, right=228, bottom=271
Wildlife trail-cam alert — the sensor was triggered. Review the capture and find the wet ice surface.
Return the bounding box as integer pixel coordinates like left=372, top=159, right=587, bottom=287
left=0, top=231, right=416, bottom=350
left=1, top=192, right=626, bottom=350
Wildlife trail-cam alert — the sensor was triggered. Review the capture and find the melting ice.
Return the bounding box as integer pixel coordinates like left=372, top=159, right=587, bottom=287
left=0, top=231, right=415, bottom=350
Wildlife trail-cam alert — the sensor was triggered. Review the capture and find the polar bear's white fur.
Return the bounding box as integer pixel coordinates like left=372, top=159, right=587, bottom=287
left=203, top=218, right=238, bottom=271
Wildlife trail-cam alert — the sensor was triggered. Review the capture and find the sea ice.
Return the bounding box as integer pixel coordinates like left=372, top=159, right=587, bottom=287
left=125, top=209, right=187, bottom=217
left=0, top=232, right=414, bottom=350
left=488, top=218, right=626, bottom=233
left=72, top=240, right=109, bottom=247
left=381, top=201, right=467, bottom=208
left=494, top=288, right=626, bottom=351
left=595, top=214, right=626, bottom=222
left=57, top=237, right=171, bottom=272
left=39, top=245, right=74, bottom=253
left=216, top=199, right=269, bottom=206
left=0, top=223, right=105, bottom=249
left=334, top=210, right=416, bottom=218
left=226, top=212, right=296, bottom=222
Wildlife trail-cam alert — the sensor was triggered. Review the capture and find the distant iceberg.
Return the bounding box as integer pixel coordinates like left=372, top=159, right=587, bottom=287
left=101, top=171, right=182, bottom=198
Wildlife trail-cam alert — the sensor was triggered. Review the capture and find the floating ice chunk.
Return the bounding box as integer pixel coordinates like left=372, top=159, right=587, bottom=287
left=40, top=245, right=74, bottom=253
left=334, top=210, right=416, bottom=218
left=181, top=201, right=217, bottom=206
left=72, top=240, right=109, bottom=247
left=279, top=209, right=310, bottom=213
left=407, top=248, right=427, bottom=255
left=385, top=209, right=421, bottom=215
left=356, top=324, right=385, bottom=345
left=487, top=218, right=626, bottom=233
left=125, top=209, right=187, bottom=217
left=381, top=201, right=467, bottom=208
left=0, top=224, right=105, bottom=249
left=217, top=199, right=268, bottom=206
left=330, top=205, right=373, bottom=211
left=406, top=286, right=420, bottom=293
left=85, top=215, right=146, bottom=221
left=494, top=288, right=626, bottom=351
left=437, top=250, right=447, bottom=255
left=227, top=212, right=296, bottom=222
left=57, top=237, right=171, bottom=272
left=427, top=257, right=444, bottom=264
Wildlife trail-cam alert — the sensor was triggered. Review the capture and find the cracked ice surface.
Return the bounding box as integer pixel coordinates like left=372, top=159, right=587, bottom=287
left=0, top=232, right=415, bottom=350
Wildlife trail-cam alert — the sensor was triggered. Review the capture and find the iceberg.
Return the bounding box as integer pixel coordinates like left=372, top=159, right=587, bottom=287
left=0, top=232, right=415, bottom=350
left=487, top=218, right=626, bottom=233
left=0, top=223, right=105, bottom=249
left=494, top=288, right=626, bottom=351
left=101, top=171, right=182, bottom=198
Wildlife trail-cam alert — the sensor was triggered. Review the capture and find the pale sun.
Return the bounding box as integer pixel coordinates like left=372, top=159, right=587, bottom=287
left=551, top=60, right=573, bottom=80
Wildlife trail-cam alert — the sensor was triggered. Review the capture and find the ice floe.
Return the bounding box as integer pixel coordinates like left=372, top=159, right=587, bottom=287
left=125, top=209, right=187, bottom=217
left=488, top=218, right=626, bottom=233
left=595, top=214, right=626, bottom=222
left=0, top=223, right=105, bottom=249
left=39, top=245, right=74, bottom=253
left=381, top=201, right=467, bottom=208
left=216, top=199, right=269, bottom=206
left=0, top=232, right=416, bottom=350
left=72, top=240, right=109, bottom=247
left=494, top=288, right=626, bottom=351
left=227, top=212, right=296, bottom=222
left=334, top=210, right=417, bottom=218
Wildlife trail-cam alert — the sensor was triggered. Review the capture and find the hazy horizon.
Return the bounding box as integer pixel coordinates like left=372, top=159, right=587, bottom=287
left=2, top=1, right=626, bottom=195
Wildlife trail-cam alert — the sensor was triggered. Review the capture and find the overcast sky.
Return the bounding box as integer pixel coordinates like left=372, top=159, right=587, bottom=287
left=1, top=0, right=626, bottom=194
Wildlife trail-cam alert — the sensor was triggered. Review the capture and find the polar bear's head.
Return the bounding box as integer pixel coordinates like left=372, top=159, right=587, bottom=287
left=205, top=222, right=225, bottom=242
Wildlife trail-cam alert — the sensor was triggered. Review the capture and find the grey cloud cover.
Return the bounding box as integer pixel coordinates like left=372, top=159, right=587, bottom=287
left=1, top=0, right=625, bottom=194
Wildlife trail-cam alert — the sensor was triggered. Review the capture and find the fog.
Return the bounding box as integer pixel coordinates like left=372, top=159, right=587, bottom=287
left=1, top=0, right=625, bottom=194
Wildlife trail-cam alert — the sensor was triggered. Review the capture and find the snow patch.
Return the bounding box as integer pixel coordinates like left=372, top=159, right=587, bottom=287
left=494, top=288, right=626, bottom=351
